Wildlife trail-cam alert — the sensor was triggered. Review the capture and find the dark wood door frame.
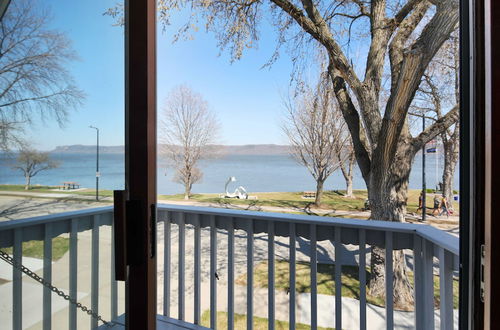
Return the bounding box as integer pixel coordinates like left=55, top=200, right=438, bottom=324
left=484, top=0, right=500, bottom=328
left=460, top=0, right=483, bottom=328
left=463, top=0, right=500, bottom=328
left=124, top=0, right=157, bottom=328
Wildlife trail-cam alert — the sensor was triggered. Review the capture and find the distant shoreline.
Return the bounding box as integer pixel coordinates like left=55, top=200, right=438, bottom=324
left=49, top=144, right=292, bottom=155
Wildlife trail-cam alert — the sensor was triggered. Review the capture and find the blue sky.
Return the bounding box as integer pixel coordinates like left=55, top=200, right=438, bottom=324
left=30, top=0, right=309, bottom=150
left=32, top=0, right=125, bottom=150
left=17, top=1, right=447, bottom=151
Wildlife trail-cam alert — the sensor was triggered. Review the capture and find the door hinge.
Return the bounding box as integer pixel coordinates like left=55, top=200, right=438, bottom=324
left=480, top=244, right=485, bottom=303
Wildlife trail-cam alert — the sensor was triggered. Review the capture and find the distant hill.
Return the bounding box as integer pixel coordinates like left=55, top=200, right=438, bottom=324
left=52, top=144, right=291, bottom=155
left=212, top=144, right=291, bottom=155
left=52, top=145, right=124, bottom=154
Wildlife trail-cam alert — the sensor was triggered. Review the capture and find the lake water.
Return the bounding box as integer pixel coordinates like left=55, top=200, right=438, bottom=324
left=0, top=152, right=458, bottom=194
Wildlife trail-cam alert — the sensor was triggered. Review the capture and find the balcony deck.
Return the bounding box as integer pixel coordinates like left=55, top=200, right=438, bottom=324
left=0, top=204, right=459, bottom=329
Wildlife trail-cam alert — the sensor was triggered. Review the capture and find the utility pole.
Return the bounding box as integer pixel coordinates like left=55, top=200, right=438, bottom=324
left=89, top=126, right=99, bottom=201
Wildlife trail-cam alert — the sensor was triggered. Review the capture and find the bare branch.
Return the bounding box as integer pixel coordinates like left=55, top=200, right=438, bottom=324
left=0, top=0, right=85, bottom=151
left=328, top=63, right=371, bottom=183
left=392, top=0, right=423, bottom=28
left=389, top=1, right=430, bottom=92
left=411, top=105, right=459, bottom=151
left=271, top=0, right=363, bottom=90
left=352, top=0, right=370, bottom=16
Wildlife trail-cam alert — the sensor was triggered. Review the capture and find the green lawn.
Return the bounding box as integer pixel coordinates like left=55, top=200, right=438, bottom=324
left=2, top=237, right=70, bottom=260
left=200, top=310, right=334, bottom=330
left=160, top=190, right=368, bottom=212
left=236, top=260, right=459, bottom=310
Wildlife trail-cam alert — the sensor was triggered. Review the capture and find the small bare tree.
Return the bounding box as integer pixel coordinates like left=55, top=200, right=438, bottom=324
left=0, top=0, right=85, bottom=151
left=13, top=148, right=59, bottom=190
left=283, top=78, right=347, bottom=206
left=160, top=85, right=219, bottom=199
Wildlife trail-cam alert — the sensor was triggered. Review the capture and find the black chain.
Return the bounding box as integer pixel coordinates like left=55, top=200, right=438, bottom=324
left=0, top=249, right=123, bottom=328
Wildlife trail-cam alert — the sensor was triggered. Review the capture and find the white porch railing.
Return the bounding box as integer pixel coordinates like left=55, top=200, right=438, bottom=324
left=0, top=207, right=117, bottom=330
left=160, top=205, right=459, bottom=330
left=0, top=204, right=459, bottom=329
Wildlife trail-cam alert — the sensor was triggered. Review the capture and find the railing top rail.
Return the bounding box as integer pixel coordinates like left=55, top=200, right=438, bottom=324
left=159, top=204, right=459, bottom=255
left=414, top=225, right=459, bottom=255
left=0, top=206, right=113, bottom=230
left=0, top=204, right=459, bottom=256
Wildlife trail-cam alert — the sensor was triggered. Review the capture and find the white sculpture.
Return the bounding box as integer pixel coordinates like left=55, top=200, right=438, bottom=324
left=223, top=176, right=248, bottom=199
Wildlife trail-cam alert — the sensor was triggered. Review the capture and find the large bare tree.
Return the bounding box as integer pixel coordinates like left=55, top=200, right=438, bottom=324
left=283, top=78, right=347, bottom=206
left=106, top=0, right=461, bottom=307
left=0, top=0, right=84, bottom=150
left=160, top=85, right=219, bottom=199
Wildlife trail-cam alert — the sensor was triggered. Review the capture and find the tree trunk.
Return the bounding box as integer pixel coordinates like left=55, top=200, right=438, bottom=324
left=339, top=152, right=356, bottom=198
left=368, top=149, right=415, bottom=310
left=442, top=148, right=457, bottom=203
left=24, top=175, right=31, bottom=190
left=345, top=176, right=353, bottom=198
left=314, top=179, right=324, bottom=206
left=184, top=182, right=191, bottom=200
left=442, top=128, right=459, bottom=204
left=346, top=153, right=355, bottom=198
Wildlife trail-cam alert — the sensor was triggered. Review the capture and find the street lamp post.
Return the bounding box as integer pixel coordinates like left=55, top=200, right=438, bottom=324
left=89, top=126, right=99, bottom=201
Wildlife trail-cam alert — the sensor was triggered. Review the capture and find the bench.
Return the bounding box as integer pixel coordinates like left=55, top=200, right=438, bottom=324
left=303, top=191, right=316, bottom=199
left=62, top=181, right=81, bottom=190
